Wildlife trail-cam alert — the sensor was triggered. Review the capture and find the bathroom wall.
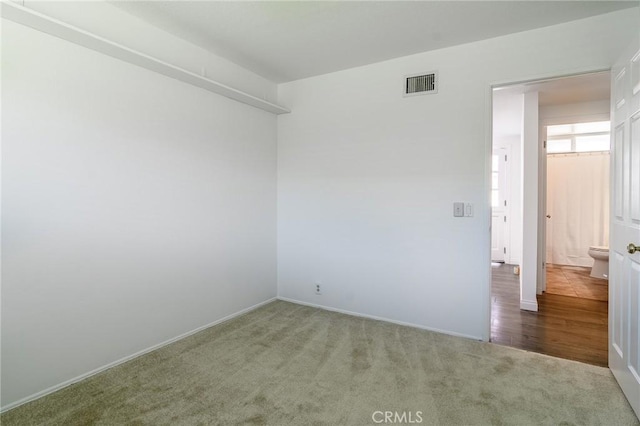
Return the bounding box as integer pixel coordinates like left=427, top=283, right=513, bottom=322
left=493, top=90, right=523, bottom=266
left=540, top=100, right=610, bottom=124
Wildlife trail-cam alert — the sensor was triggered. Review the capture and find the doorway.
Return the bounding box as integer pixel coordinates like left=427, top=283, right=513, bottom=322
left=490, top=71, right=611, bottom=367
left=544, top=119, right=611, bottom=303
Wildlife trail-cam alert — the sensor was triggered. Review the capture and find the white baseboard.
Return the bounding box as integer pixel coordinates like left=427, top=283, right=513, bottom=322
left=0, top=297, right=277, bottom=414
left=520, top=299, right=539, bottom=311
left=277, top=296, right=482, bottom=341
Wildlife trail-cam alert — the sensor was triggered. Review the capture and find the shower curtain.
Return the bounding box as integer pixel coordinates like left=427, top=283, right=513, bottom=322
left=546, top=152, right=609, bottom=267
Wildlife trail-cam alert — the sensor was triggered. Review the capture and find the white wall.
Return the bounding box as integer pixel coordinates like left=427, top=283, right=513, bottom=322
left=523, top=91, right=540, bottom=311
left=1, top=19, right=277, bottom=408
left=506, top=137, right=522, bottom=266
left=277, top=9, right=639, bottom=339
left=493, top=90, right=523, bottom=265
left=540, top=99, right=611, bottom=123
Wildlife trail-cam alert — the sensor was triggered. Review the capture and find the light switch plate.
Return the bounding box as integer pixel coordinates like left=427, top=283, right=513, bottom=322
left=454, top=202, right=464, bottom=217
left=464, top=203, right=473, bottom=217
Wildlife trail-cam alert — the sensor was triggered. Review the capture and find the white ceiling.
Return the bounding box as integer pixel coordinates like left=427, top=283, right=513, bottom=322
left=534, top=73, right=612, bottom=107
left=112, top=1, right=636, bottom=83
left=499, top=71, right=612, bottom=107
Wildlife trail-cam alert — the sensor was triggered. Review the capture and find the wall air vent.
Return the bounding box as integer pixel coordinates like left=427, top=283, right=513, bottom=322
left=404, top=72, right=438, bottom=96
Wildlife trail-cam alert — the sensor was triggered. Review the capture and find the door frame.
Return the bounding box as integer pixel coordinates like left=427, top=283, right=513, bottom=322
left=538, top=110, right=612, bottom=294
left=491, top=146, right=510, bottom=262
left=538, top=117, right=547, bottom=294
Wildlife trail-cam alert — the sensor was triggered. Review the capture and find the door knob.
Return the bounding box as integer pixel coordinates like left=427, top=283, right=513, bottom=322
left=628, top=243, right=640, bottom=254
left=546, top=215, right=551, bottom=219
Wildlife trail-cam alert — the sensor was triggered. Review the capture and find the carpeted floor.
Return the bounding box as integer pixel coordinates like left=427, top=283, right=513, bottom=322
left=2, top=300, right=638, bottom=425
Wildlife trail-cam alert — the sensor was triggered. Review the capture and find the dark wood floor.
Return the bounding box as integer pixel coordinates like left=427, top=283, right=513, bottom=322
left=491, top=263, right=608, bottom=367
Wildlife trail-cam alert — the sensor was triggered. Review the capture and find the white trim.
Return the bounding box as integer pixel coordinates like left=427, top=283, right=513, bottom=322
left=483, top=85, right=493, bottom=341
left=0, top=297, right=277, bottom=414
left=538, top=106, right=547, bottom=295
left=0, top=2, right=290, bottom=115
left=520, top=299, right=539, bottom=311
left=503, top=145, right=513, bottom=264
left=490, top=68, right=611, bottom=93
left=277, top=297, right=483, bottom=341
left=491, top=146, right=511, bottom=263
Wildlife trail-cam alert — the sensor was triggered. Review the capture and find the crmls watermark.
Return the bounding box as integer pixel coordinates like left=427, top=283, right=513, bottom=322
left=371, top=411, right=423, bottom=424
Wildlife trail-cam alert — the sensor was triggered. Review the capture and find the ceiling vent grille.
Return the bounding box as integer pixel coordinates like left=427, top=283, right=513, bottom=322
left=404, top=72, right=438, bottom=96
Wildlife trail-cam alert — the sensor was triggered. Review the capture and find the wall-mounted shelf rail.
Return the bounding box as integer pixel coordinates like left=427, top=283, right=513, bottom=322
left=1, top=2, right=290, bottom=115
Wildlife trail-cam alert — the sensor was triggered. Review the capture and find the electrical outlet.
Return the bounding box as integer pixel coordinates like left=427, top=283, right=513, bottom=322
left=315, top=282, right=322, bottom=295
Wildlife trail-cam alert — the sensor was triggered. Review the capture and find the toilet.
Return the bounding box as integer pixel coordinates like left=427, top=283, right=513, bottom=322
left=588, top=246, right=609, bottom=279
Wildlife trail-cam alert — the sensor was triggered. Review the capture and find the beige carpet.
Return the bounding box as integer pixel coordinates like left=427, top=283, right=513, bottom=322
left=2, top=301, right=638, bottom=425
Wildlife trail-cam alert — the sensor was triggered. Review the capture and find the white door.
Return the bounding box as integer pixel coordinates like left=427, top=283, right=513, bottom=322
left=609, top=41, right=640, bottom=418
left=491, top=150, right=508, bottom=262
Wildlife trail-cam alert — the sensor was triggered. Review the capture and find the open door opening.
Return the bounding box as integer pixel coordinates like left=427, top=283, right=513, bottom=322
left=490, top=71, right=612, bottom=368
